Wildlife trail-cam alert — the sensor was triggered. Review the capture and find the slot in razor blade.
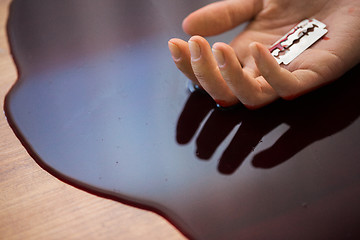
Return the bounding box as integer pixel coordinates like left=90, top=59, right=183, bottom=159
left=269, top=18, right=328, bottom=65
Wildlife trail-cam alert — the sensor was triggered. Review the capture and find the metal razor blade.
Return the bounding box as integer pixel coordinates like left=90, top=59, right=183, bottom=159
left=269, top=18, right=328, bottom=65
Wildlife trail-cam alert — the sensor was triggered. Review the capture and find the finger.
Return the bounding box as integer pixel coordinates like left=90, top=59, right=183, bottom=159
left=168, top=38, right=201, bottom=86
left=212, top=42, right=278, bottom=109
left=188, top=35, right=239, bottom=107
left=182, top=0, right=262, bottom=36
left=250, top=42, right=320, bottom=100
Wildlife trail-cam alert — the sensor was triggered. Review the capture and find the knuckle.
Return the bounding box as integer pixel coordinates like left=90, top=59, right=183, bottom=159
left=193, top=70, right=207, bottom=82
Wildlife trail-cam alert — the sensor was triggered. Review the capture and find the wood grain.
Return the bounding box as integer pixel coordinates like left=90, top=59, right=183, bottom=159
left=0, top=1, right=185, bottom=239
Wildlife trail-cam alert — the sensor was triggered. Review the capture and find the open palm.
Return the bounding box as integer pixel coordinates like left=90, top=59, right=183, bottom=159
left=168, top=0, right=360, bottom=109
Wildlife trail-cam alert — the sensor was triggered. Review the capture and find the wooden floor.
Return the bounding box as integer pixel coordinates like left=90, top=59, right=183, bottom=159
left=0, top=1, right=184, bottom=239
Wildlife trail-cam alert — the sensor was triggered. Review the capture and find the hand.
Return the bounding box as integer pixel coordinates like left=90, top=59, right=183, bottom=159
left=168, top=0, right=360, bottom=109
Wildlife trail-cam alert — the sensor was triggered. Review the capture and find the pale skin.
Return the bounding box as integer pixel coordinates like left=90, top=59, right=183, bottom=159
left=168, top=0, right=360, bottom=109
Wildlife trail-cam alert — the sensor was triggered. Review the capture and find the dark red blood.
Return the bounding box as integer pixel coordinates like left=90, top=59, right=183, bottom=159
left=269, top=27, right=299, bottom=53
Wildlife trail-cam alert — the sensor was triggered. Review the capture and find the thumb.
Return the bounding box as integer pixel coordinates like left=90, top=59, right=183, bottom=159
left=182, top=0, right=262, bottom=36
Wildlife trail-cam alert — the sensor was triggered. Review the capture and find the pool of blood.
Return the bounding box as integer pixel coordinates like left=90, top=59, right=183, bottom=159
left=5, top=1, right=360, bottom=239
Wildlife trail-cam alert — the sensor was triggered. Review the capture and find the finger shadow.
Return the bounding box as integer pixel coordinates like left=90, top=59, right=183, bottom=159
left=195, top=108, right=243, bottom=160
left=176, top=90, right=215, bottom=145
left=252, top=64, right=360, bottom=168
left=217, top=106, right=279, bottom=174
left=176, top=64, right=360, bottom=174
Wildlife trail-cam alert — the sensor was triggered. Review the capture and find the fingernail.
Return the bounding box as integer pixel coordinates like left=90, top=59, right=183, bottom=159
left=188, top=40, right=201, bottom=60
left=168, top=41, right=181, bottom=60
left=212, top=48, right=225, bottom=67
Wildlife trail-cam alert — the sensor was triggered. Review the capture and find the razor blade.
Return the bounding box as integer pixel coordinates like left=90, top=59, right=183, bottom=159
left=269, top=18, right=328, bottom=65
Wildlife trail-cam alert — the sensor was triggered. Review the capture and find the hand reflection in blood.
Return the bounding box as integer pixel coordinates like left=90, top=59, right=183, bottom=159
left=176, top=65, right=360, bottom=174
